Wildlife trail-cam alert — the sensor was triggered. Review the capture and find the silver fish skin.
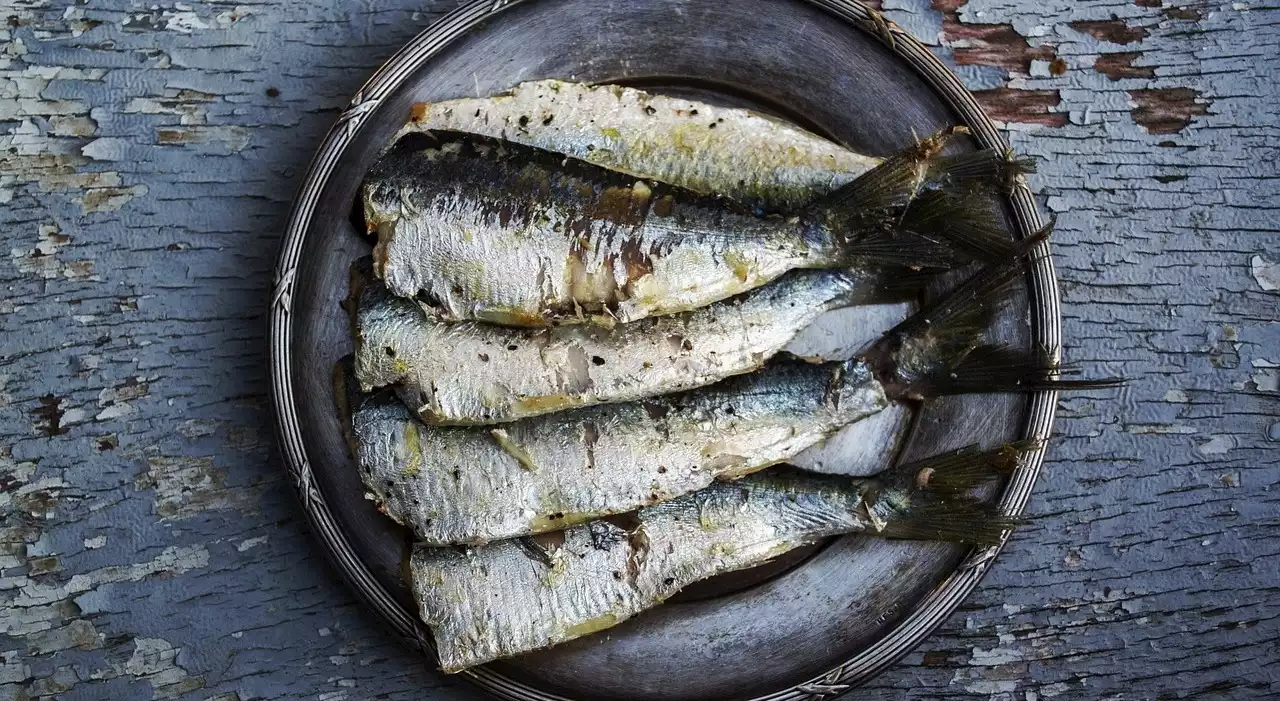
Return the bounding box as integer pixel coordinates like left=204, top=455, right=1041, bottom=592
left=353, top=258, right=888, bottom=425
left=398, top=79, right=882, bottom=212
left=366, top=130, right=843, bottom=328
left=353, top=360, right=887, bottom=546
left=411, top=470, right=880, bottom=673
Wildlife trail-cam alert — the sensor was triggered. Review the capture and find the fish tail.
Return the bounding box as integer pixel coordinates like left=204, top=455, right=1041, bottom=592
left=863, top=441, right=1041, bottom=545
left=813, top=127, right=1027, bottom=267
left=892, top=440, right=1038, bottom=496
left=861, top=223, right=1120, bottom=398
left=874, top=499, right=1018, bottom=546
left=904, top=344, right=1127, bottom=397
left=860, top=239, right=1036, bottom=392
left=858, top=265, right=955, bottom=302
left=927, top=146, right=1037, bottom=192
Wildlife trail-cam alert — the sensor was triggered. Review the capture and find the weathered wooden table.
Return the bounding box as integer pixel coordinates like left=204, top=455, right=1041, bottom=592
left=2, top=0, right=1276, bottom=698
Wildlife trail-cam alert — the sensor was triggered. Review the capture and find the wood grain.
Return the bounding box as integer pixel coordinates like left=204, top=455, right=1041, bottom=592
left=0, top=0, right=1276, bottom=699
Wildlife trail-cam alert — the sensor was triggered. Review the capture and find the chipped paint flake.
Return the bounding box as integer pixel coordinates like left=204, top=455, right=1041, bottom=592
left=1069, top=18, right=1149, bottom=44
left=95, top=403, right=137, bottom=421
left=969, top=644, right=1024, bottom=666
left=155, top=126, right=250, bottom=152
left=25, top=619, right=102, bottom=655
left=1251, top=358, right=1279, bottom=393
left=135, top=455, right=257, bottom=520
left=215, top=6, right=254, bottom=27
left=123, top=637, right=205, bottom=699
left=4, top=544, right=209, bottom=636
left=1250, top=255, right=1279, bottom=291
left=973, top=87, right=1066, bottom=126
left=1094, top=52, right=1156, bottom=81
left=1195, top=435, right=1234, bottom=456
left=99, top=378, right=150, bottom=407
left=177, top=419, right=221, bottom=438
left=236, top=536, right=267, bottom=552
left=0, top=660, right=32, bottom=684
left=81, top=137, right=129, bottom=162
left=78, top=183, right=148, bottom=213
left=10, top=221, right=96, bottom=280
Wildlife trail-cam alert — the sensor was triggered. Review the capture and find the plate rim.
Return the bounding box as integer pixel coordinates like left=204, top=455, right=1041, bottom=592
left=267, top=0, right=1062, bottom=698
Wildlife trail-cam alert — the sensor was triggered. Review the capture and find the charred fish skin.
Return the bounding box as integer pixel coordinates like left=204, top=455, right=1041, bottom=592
left=353, top=360, right=887, bottom=546
left=399, top=79, right=883, bottom=212
left=366, top=130, right=832, bottom=327
left=411, top=470, right=874, bottom=673
left=352, top=256, right=887, bottom=424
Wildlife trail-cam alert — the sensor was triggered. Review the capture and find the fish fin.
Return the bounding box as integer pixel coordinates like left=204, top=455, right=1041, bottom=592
left=813, top=129, right=1025, bottom=266
left=861, top=253, right=1031, bottom=392
left=876, top=498, right=1018, bottom=546
left=815, top=127, right=961, bottom=213
left=867, top=265, right=964, bottom=301
left=927, top=147, right=1037, bottom=193
left=898, top=440, right=1039, bottom=496
left=896, top=148, right=1037, bottom=262
left=859, top=224, right=1106, bottom=399
left=829, top=226, right=983, bottom=270
left=894, top=189, right=1017, bottom=264
left=903, top=344, right=1127, bottom=397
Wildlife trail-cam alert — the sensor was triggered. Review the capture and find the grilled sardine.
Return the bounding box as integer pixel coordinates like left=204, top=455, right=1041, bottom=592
left=365, top=129, right=1021, bottom=327
left=355, top=359, right=887, bottom=545
left=412, top=458, right=1019, bottom=673
left=397, top=79, right=882, bottom=212
left=351, top=257, right=914, bottom=425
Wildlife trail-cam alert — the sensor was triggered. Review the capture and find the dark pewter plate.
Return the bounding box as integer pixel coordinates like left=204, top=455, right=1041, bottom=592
left=269, top=0, right=1062, bottom=699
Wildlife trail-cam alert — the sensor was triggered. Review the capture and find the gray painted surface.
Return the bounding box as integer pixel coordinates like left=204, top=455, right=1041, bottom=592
left=0, top=0, right=1275, bottom=699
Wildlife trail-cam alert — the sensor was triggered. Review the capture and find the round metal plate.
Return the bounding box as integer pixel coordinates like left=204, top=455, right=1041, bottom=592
left=269, top=1, right=1061, bottom=699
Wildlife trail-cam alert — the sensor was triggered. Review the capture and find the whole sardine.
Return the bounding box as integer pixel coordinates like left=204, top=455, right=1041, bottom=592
left=354, top=359, right=888, bottom=545
left=351, top=256, right=916, bottom=425
left=365, top=129, right=1019, bottom=327
left=412, top=458, right=1019, bottom=673
left=397, top=79, right=882, bottom=212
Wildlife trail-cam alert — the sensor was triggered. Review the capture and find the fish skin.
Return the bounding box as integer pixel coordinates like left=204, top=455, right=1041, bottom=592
left=366, top=131, right=839, bottom=327
left=352, top=257, right=887, bottom=425
left=399, top=79, right=882, bottom=213
left=353, top=360, right=887, bottom=546
left=411, top=469, right=877, bottom=673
